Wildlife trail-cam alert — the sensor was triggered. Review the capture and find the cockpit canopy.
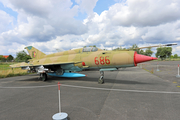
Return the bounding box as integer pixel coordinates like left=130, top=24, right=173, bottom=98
left=82, top=47, right=98, bottom=52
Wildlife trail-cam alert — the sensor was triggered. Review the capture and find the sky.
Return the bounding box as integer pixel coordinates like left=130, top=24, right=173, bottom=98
left=0, top=0, right=180, bottom=57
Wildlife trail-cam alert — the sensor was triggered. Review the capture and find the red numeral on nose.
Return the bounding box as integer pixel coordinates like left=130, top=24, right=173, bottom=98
left=100, top=56, right=105, bottom=65
left=105, top=56, right=110, bottom=64
left=94, top=56, right=110, bottom=65
left=94, top=57, right=99, bottom=65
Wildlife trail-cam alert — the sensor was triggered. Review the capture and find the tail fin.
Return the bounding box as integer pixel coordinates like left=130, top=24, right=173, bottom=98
left=25, top=46, right=46, bottom=59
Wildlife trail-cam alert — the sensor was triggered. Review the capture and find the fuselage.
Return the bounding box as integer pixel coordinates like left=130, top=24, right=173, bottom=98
left=11, top=46, right=157, bottom=73
left=10, top=46, right=158, bottom=83
left=29, top=50, right=136, bottom=71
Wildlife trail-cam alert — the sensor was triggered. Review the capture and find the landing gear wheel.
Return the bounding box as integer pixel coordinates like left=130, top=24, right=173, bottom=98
left=98, top=71, right=104, bottom=84
left=40, top=73, right=47, bottom=81
left=98, top=76, right=104, bottom=84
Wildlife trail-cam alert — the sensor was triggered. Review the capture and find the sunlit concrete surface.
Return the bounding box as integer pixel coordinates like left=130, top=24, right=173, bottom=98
left=0, top=62, right=180, bottom=120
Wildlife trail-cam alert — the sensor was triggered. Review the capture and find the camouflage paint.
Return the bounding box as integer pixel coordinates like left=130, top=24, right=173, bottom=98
left=11, top=46, right=156, bottom=72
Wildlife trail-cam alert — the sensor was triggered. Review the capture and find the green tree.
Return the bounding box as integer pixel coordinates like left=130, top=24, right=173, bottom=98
left=170, top=55, right=174, bottom=59
left=139, top=49, right=144, bottom=55
left=166, top=47, right=172, bottom=58
left=0, top=55, right=3, bottom=61
left=129, top=44, right=140, bottom=54
left=0, top=55, right=7, bottom=62
left=156, top=47, right=172, bottom=60
left=1, top=57, right=6, bottom=62
left=113, top=46, right=127, bottom=51
left=144, top=48, right=153, bottom=56
left=119, top=46, right=126, bottom=50
left=7, top=55, right=14, bottom=61
left=89, top=45, right=96, bottom=47
left=174, top=54, right=178, bottom=59
left=15, top=50, right=31, bottom=62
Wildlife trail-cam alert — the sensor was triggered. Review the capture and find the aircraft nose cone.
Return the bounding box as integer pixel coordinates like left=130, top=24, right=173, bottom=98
left=134, top=52, right=157, bottom=65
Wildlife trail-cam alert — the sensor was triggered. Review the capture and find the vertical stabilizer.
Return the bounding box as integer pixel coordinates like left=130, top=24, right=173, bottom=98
left=25, top=46, right=46, bottom=59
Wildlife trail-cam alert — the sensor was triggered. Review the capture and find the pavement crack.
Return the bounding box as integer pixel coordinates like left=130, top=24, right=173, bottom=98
left=97, top=71, right=118, bottom=120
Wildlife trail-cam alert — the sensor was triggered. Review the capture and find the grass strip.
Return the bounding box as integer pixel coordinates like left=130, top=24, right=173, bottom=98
left=0, top=63, right=32, bottom=78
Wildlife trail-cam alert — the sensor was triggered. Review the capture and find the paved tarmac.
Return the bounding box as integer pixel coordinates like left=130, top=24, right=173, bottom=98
left=142, top=61, right=180, bottom=85
left=0, top=65, right=180, bottom=120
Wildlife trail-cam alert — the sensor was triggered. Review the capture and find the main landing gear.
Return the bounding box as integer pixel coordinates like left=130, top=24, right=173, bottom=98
left=39, top=73, right=47, bottom=81
left=98, top=71, right=104, bottom=84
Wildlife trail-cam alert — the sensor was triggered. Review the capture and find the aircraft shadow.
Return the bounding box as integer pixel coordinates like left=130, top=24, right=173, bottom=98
left=18, top=74, right=154, bottom=85
left=59, top=77, right=154, bottom=85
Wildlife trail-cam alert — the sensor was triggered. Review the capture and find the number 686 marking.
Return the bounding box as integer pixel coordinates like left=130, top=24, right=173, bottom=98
left=94, top=56, right=110, bottom=65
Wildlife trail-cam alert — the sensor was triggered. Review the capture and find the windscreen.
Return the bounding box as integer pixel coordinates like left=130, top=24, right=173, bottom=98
left=82, top=47, right=98, bottom=52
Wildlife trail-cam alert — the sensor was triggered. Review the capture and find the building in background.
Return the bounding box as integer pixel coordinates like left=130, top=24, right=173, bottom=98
left=3, top=55, right=9, bottom=59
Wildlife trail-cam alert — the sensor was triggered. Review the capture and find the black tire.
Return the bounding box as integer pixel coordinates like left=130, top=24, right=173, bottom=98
left=98, top=76, right=104, bottom=84
left=41, top=73, right=47, bottom=81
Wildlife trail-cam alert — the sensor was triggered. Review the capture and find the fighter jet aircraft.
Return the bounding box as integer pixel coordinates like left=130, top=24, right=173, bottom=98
left=10, top=43, right=177, bottom=84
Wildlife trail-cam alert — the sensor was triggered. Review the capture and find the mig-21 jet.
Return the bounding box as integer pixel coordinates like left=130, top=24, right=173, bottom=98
left=10, top=43, right=177, bottom=84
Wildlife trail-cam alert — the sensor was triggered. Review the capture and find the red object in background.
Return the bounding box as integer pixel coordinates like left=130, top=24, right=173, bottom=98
left=134, top=51, right=157, bottom=66
left=3, top=55, right=9, bottom=59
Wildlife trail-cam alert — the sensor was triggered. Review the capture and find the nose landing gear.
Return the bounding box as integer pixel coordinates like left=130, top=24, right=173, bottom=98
left=98, top=71, right=104, bottom=84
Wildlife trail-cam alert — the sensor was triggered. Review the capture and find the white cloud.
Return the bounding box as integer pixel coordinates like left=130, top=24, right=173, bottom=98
left=0, top=0, right=180, bottom=57
left=0, top=10, right=14, bottom=33
left=172, top=46, right=180, bottom=55
left=142, top=20, right=180, bottom=43
left=110, top=0, right=180, bottom=27
left=75, top=0, right=98, bottom=15
left=8, top=0, right=52, bottom=17
left=0, top=0, right=87, bottom=44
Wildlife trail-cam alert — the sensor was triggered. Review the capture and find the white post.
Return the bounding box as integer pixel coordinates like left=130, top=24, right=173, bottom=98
left=58, top=82, right=61, bottom=115
left=176, top=64, right=180, bottom=78
left=157, top=63, right=159, bottom=71
left=52, top=82, right=68, bottom=120
left=178, top=64, right=179, bottom=76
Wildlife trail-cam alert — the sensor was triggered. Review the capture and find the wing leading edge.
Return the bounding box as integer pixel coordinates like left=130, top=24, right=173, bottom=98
left=10, top=61, right=82, bottom=68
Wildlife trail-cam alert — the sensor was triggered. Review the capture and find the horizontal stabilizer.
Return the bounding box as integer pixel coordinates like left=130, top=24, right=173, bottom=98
left=10, top=62, right=29, bottom=68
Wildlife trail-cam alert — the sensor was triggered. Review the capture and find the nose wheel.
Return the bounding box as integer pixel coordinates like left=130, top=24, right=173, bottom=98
left=98, top=71, right=104, bottom=84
